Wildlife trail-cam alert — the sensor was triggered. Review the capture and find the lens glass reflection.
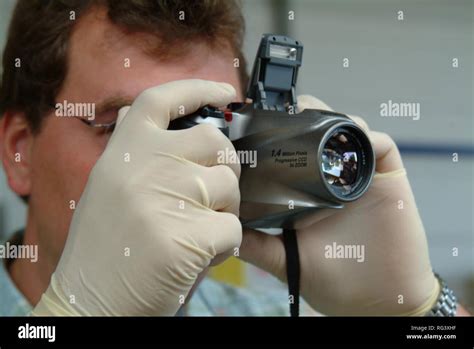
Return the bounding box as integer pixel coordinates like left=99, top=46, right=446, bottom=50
left=322, top=131, right=359, bottom=195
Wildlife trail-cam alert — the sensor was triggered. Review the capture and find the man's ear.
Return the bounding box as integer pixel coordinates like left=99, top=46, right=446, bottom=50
left=0, top=112, right=33, bottom=196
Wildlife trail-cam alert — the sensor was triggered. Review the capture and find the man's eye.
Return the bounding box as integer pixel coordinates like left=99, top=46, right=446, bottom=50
left=87, top=109, right=119, bottom=134
left=77, top=108, right=121, bottom=134
left=94, top=110, right=119, bottom=127
left=100, top=123, right=116, bottom=134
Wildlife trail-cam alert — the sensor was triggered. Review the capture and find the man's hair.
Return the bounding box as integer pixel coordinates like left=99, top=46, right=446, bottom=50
left=0, top=0, right=248, bottom=133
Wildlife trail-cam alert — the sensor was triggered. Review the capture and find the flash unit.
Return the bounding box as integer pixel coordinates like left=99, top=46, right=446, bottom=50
left=269, top=44, right=297, bottom=60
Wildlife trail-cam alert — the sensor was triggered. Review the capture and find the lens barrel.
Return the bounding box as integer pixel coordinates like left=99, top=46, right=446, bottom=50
left=319, top=123, right=374, bottom=202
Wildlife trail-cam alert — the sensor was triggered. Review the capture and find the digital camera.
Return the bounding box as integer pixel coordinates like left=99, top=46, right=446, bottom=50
left=169, top=34, right=375, bottom=229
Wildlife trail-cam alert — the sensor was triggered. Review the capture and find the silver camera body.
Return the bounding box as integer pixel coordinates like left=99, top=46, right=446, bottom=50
left=170, top=34, right=375, bottom=229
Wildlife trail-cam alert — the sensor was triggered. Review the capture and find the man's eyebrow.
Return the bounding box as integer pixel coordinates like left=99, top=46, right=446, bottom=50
left=95, top=96, right=134, bottom=114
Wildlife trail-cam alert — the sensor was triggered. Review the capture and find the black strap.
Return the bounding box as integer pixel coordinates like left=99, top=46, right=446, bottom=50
left=282, top=228, right=300, bottom=317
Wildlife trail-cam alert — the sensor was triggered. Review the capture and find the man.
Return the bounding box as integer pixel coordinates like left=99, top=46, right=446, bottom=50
left=0, top=0, right=468, bottom=316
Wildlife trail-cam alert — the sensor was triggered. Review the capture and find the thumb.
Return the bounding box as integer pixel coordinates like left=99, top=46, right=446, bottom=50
left=238, top=229, right=286, bottom=281
left=369, top=131, right=404, bottom=174
left=128, top=79, right=236, bottom=129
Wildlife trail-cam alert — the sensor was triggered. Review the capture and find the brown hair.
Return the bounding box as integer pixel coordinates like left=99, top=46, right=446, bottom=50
left=0, top=0, right=248, bottom=133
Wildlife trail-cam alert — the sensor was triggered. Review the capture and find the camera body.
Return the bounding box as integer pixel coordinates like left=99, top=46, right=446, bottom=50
left=169, top=34, right=375, bottom=229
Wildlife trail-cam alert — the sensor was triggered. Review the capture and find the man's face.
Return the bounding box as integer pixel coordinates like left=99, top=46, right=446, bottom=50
left=24, top=8, right=242, bottom=271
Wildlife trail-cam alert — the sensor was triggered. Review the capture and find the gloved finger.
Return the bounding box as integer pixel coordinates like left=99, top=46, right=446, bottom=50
left=204, top=211, right=242, bottom=258
left=125, top=79, right=236, bottom=130
left=129, top=151, right=239, bottom=215
left=195, top=164, right=241, bottom=216
left=238, top=228, right=286, bottom=281
left=369, top=131, right=404, bottom=173
left=297, top=95, right=334, bottom=112
left=160, top=123, right=241, bottom=179
left=210, top=249, right=235, bottom=266
left=347, top=114, right=370, bottom=133
left=116, top=106, right=131, bottom=126
left=176, top=211, right=241, bottom=266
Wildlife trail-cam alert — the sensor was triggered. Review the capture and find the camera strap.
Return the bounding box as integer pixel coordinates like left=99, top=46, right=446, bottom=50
left=282, top=228, right=300, bottom=317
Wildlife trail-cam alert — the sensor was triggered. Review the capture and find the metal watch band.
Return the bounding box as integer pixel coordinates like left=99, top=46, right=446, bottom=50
left=425, top=274, right=458, bottom=317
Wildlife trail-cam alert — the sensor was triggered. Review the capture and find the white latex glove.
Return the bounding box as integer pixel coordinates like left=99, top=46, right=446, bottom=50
left=32, top=80, right=242, bottom=316
left=239, top=95, right=439, bottom=316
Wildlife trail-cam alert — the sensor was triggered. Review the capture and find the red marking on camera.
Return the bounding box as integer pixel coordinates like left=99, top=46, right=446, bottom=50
left=224, top=111, right=233, bottom=122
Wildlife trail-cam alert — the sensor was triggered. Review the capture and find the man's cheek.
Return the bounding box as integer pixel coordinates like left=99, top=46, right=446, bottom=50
left=59, top=150, right=98, bottom=205
left=32, top=140, right=96, bottom=209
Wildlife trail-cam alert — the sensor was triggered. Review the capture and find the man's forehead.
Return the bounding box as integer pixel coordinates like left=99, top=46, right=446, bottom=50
left=60, top=6, right=242, bottom=105
left=71, top=7, right=176, bottom=62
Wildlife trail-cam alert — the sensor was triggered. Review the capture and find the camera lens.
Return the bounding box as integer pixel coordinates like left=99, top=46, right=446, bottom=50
left=321, top=127, right=370, bottom=199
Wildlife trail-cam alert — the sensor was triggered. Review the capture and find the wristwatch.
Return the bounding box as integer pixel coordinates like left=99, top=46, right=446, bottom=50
left=425, top=274, right=458, bottom=317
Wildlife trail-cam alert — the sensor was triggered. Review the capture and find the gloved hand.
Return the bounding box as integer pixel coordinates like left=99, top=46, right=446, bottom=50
left=32, top=80, right=242, bottom=316
left=239, top=95, right=439, bottom=316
